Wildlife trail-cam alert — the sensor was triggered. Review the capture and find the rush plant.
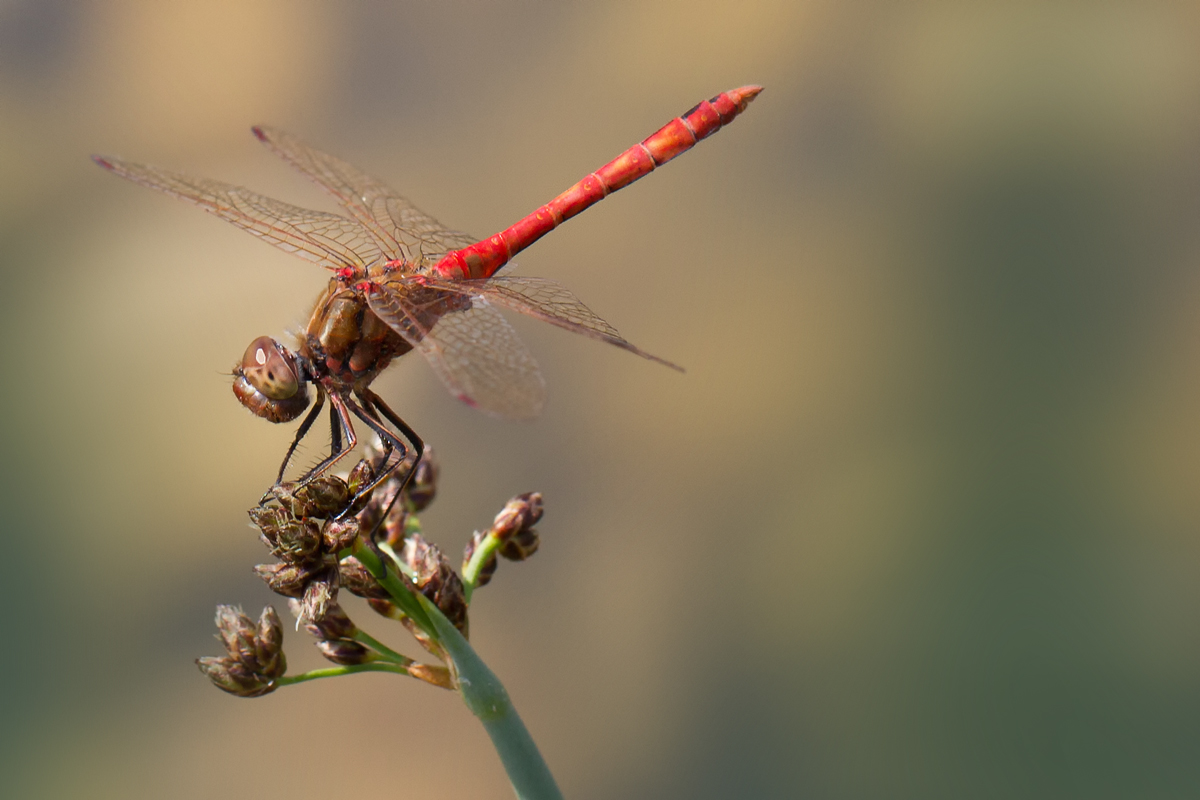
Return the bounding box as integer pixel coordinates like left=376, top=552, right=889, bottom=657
left=198, top=445, right=561, bottom=800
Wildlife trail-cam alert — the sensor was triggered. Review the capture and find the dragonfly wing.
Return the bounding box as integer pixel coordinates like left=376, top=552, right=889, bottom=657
left=252, top=126, right=478, bottom=264
left=365, top=285, right=546, bottom=420
left=423, top=275, right=684, bottom=372
left=383, top=197, right=478, bottom=263
left=93, top=156, right=382, bottom=271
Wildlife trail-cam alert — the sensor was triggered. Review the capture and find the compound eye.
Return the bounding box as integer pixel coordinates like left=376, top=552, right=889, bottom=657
left=239, top=336, right=300, bottom=400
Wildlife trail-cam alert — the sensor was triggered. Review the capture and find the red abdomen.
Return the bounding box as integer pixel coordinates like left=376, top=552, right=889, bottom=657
left=435, top=85, right=763, bottom=280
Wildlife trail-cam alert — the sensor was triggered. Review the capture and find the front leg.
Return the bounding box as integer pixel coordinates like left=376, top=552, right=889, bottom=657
left=290, top=391, right=358, bottom=489
left=274, top=385, right=327, bottom=485
left=347, top=390, right=428, bottom=552
left=334, top=395, right=417, bottom=520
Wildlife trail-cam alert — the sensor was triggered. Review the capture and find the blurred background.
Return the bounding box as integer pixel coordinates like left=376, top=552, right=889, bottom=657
left=2, top=1, right=1200, bottom=797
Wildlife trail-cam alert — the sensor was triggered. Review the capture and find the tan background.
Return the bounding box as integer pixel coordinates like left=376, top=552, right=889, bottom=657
left=3, top=2, right=1200, bottom=797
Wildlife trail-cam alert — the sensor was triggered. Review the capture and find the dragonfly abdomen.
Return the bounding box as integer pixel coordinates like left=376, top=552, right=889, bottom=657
left=435, top=85, right=762, bottom=281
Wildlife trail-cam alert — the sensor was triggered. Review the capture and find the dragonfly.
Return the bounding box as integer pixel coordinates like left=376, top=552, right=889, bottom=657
left=94, top=85, right=762, bottom=507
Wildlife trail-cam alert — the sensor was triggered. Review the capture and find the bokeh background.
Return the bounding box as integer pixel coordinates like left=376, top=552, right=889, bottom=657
left=3, top=2, right=1200, bottom=797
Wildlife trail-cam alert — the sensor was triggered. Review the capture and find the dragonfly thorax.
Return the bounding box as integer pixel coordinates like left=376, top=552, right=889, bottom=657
left=301, top=280, right=413, bottom=388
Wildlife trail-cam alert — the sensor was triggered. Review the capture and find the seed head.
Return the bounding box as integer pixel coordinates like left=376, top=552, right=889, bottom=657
left=346, top=458, right=375, bottom=496
left=499, top=527, right=540, bottom=561
left=463, top=492, right=545, bottom=589
left=405, top=448, right=439, bottom=511
left=401, top=533, right=468, bottom=633
left=339, top=556, right=390, bottom=599
left=264, top=518, right=322, bottom=562
left=295, top=567, right=339, bottom=629
left=491, top=492, right=543, bottom=541
left=286, top=475, right=351, bottom=518
left=214, top=605, right=259, bottom=669
left=248, top=505, right=291, bottom=537
left=316, top=639, right=374, bottom=665
left=254, top=562, right=317, bottom=598
left=199, top=605, right=286, bottom=697
left=255, top=606, right=285, bottom=677
left=322, top=518, right=360, bottom=553
left=295, top=600, right=357, bottom=641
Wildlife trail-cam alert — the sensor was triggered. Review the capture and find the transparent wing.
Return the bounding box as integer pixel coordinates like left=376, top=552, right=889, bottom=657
left=93, top=155, right=383, bottom=271
left=421, top=274, right=684, bottom=371
left=365, top=283, right=545, bottom=420
left=252, top=126, right=478, bottom=264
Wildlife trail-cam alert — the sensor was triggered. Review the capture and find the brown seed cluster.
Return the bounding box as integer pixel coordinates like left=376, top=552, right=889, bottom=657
left=197, top=440, right=545, bottom=696
left=463, top=492, right=544, bottom=589
left=289, top=599, right=374, bottom=666
left=197, top=606, right=286, bottom=697
left=249, top=473, right=362, bottom=629
left=401, top=533, right=468, bottom=634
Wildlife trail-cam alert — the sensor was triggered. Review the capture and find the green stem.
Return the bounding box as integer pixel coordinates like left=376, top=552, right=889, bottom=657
left=350, top=538, right=436, bottom=635
left=418, top=594, right=563, bottom=800
left=351, top=535, right=559, bottom=798
left=275, top=662, right=411, bottom=686
left=462, top=531, right=502, bottom=604
left=351, top=629, right=414, bottom=666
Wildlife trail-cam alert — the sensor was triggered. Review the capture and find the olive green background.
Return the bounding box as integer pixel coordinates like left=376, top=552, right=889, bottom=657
left=2, top=2, right=1199, bottom=797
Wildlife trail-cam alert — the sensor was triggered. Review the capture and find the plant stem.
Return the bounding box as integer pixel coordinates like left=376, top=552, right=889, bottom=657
left=418, top=594, right=564, bottom=800
left=350, top=538, right=435, bottom=635
left=462, top=530, right=502, bottom=604
left=275, top=662, right=411, bottom=686
left=351, top=629, right=414, bottom=665
left=352, top=535, right=562, bottom=799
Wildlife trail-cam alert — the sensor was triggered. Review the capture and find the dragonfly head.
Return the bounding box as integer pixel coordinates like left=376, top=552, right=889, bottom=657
left=232, top=336, right=310, bottom=423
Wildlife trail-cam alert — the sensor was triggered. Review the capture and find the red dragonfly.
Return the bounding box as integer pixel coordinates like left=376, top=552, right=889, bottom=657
left=94, top=85, right=762, bottom=505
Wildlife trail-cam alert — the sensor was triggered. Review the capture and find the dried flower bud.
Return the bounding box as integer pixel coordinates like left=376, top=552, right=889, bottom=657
left=199, top=605, right=286, bottom=697
left=402, top=533, right=468, bottom=633
left=290, top=476, right=350, bottom=518
left=322, top=518, right=360, bottom=553
left=295, top=568, right=338, bottom=629
left=339, top=556, right=390, bottom=599
left=316, top=639, right=374, bottom=665
left=248, top=505, right=291, bottom=537
left=462, top=530, right=498, bottom=589
left=197, top=656, right=276, bottom=697
left=254, top=562, right=317, bottom=598
left=367, top=597, right=400, bottom=620
left=491, top=492, right=543, bottom=541
left=255, top=606, right=286, bottom=679
left=298, top=601, right=357, bottom=641
left=346, top=458, right=375, bottom=496
left=259, top=517, right=322, bottom=562
left=499, top=527, right=540, bottom=561
left=404, top=448, right=439, bottom=511
left=214, top=605, right=260, bottom=669
left=407, top=663, right=454, bottom=689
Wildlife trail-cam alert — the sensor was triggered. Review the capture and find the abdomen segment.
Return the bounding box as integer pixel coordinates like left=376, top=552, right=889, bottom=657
left=434, top=85, right=762, bottom=280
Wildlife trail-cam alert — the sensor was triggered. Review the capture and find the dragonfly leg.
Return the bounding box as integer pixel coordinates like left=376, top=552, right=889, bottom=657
left=328, top=395, right=345, bottom=455
left=351, top=390, right=426, bottom=547
left=274, top=384, right=326, bottom=485
left=328, top=394, right=424, bottom=579
left=335, top=394, right=420, bottom=522
left=289, top=392, right=358, bottom=490
left=362, top=389, right=425, bottom=462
